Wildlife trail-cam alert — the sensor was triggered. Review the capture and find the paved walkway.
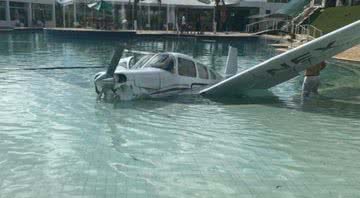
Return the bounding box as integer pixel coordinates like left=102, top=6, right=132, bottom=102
left=271, top=36, right=360, bottom=64
left=43, top=28, right=258, bottom=38
left=136, top=30, right=257, bottom=38
left=335, top=45, right=360, bottom=63
left=1, top=27, right=282, bottom=40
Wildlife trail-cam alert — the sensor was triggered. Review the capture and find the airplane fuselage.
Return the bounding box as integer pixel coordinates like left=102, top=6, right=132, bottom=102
left=95, top=52, right=223, bottom=100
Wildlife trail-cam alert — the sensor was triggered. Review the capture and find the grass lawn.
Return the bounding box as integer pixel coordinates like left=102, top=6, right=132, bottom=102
left=310, top=5, right=360, bottom=33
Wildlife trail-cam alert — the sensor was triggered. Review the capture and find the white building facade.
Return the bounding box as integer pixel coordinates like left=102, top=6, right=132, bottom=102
left=0, top=0, right=56, bottom=27
left=0, top=0, right=286, bottom=30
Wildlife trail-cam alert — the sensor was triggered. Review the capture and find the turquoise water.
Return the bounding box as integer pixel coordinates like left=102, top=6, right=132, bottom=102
left=0, top=32, right=360, bottom=198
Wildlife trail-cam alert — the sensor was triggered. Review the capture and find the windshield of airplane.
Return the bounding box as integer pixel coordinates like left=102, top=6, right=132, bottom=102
left=132, top=54, right=153, bottom=69
left=143, top=54, right=174, bottom=72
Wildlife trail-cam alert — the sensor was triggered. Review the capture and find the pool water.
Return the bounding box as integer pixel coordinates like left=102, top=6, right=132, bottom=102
left=0, top=32, right=360, bottom=198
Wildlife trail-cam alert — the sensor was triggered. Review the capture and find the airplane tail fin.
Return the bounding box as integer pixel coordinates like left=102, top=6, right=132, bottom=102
left=224, top=46, right=238, bottom=78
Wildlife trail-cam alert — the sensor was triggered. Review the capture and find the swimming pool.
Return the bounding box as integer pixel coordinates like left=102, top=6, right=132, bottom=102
left=0, top=32, right=360, bottom=198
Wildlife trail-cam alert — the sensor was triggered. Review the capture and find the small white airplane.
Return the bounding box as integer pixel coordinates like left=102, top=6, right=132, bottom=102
left=94, top=47, right=238, bottom=100
left=94, top=20, right=360, bottom=101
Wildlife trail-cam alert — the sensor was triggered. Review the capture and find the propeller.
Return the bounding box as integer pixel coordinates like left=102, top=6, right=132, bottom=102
left=106, top=46, right=125, bottom=77
left=94, top=46, right=125, bottom=99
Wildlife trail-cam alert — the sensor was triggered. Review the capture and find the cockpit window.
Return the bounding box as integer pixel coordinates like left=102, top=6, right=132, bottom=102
left=197, top=63, right=209, bottom=79
left=132, top=54, right=153, bottom=69
left=178, top=58, right=197, bottom=78
left=143, top=54, right=174, bottom=73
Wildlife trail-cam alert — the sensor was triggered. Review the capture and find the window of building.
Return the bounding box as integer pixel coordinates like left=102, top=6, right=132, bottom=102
left=32, top=3, right=52, bottom=22
left=266, top=10, right=271, bottom=14
left=197, top=63, right=209, bottom=79
left=0, top=1, right=6, bottom=20
left=178, top=58, right=197, bottom=78
left=10, top=2, right=26, bottom=21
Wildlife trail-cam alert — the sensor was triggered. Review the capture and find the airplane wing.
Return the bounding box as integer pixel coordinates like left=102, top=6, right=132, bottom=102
left=200, top=20, right=360, bottom=96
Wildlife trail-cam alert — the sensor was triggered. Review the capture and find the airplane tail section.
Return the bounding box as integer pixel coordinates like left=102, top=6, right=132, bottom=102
left=224, top=46, right=238, bottom=78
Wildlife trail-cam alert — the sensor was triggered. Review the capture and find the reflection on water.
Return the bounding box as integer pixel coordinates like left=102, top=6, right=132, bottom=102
left=0, top=32, right=360, bottom=197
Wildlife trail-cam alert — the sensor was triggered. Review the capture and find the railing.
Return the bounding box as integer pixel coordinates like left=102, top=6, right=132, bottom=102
left=289, top=24, right=323, bottom=48
left=246, top=0, right=324, bottom=35
left=297, top=6, right=321, bottom=26
left=294, top=25, right=311, bottom=40
left=292, top=5, right=310, bottom=25
left=294, top=24, right=322, bottom=39
left=304, top=24, right=323, bottom=38
left=245, top=19, right=288, bottom=33
left=276, top=2, right=321, bottom=34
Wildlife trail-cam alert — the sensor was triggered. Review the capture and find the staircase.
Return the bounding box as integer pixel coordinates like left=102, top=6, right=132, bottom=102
left=291, top=5, right=321, bottom=26
left=246, top=1, right=323, bottom=37
left=245, top=19, right=288, bottom=35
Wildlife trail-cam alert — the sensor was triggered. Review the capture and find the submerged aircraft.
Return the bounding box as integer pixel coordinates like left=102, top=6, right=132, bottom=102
left=94, top=47, right=237, bottom=100
left=94, top=20, right=360, bottom=101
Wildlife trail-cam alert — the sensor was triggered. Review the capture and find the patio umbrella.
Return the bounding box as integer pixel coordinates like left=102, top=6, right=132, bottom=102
left=57, top=0, right=74, bottom=6
left=198, top=0, right=211, bottom=4
left=87, top=0, right=113, bottom=12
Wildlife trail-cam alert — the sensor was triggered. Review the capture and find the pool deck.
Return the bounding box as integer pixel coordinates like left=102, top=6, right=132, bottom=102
left=0, top=27, right=282, bottom=40
left=334, top=45, right=360, bottom=63
left=0, top=27, right=44, bottom=32
left=272, top=41, right=360, bottom=64
left=42, top=28, right=260, bottom=39
left=136, top=30, right=257, bottom=38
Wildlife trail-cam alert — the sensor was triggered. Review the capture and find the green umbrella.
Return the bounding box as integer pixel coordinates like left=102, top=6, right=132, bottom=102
left=87, top=0, right=112, bottom=12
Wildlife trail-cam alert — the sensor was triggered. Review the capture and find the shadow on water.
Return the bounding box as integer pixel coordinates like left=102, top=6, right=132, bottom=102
left=207, top=90, right=283, bottom=105
left=293, top=87, right=360, bottom=120
left=102, top=83, right=360, bottom=120
left=213, top=90, right=360, bottom=120
left=295, top=100, right=360, bottom=120
left=295, top=60, right=360, bottom=119
left=109, top=90, right=281, bottom=109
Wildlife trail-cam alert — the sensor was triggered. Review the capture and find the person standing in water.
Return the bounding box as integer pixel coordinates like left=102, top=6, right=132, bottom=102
left=302, top=61, right=327, bottom=98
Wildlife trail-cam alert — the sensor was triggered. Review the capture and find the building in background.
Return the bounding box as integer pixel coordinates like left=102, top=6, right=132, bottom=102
left=0, top=0, right=56, bottom=28
left=0, top=0, right=288, bottom=31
